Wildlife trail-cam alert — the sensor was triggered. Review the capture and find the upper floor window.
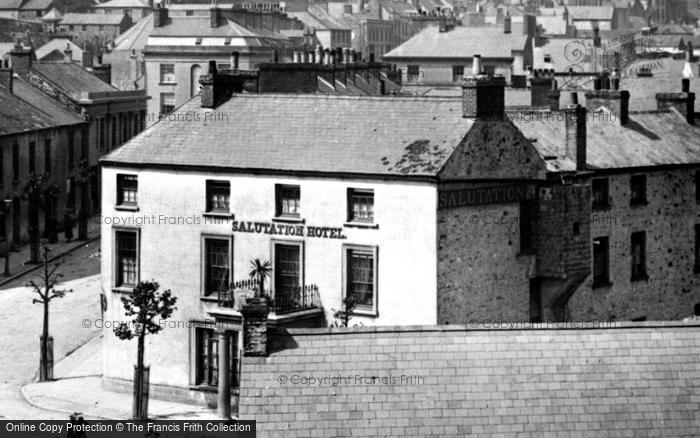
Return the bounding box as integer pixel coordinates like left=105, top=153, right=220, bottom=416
left=203, top=237, right=231, bottom=297
left=347, top=188, right=374, bottom=223
left=631, top=231, right=647, bottom=281
left=630, top=174, right=647, bottom=205
left=592, top=236, right=610, bottom=288
left=275, top=184, right=300, bottom=218
left=206, top=180, right=230, bottom=213
left=115, top=229, right=138, bottom=287
left=160, top=93, right=175, bottom=116
left=452, top=65, right=464, bottom=82
left=407, top=65, right=420, bottom=82
left=116, top=174, right=137, bottom=206
left=592, top=178, right=610, bottom=209
left=160, top=64, right=175, bottom=83
left=343, top=245, right=378, bottom=315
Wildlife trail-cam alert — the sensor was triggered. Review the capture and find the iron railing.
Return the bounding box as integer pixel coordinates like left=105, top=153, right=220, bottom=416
left=217, top=280, right=320, bottom=315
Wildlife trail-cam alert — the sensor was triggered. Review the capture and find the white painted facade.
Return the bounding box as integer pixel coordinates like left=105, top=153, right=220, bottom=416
left=101, top=166, right=439, bottom=391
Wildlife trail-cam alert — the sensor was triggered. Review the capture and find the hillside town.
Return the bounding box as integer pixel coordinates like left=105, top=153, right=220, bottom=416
left=0, top=0, right=700, bottom=435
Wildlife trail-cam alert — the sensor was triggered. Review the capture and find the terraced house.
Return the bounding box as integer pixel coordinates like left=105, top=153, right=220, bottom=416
left=100, top=61, right=700, bottom=407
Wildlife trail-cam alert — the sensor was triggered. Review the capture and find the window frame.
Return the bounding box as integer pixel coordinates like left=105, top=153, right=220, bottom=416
left=205, top=180, right=231, bottom=214
left=112, top=227, right=140, bottom=290
left=159, top=63, right=176, bottom=84
left=592, top=236, right=610, bottom=288
left=406, top=64, right=420, bottom=82
left=270, top=239, right=304, bottom=297
left=200, top=234, right=233, bottom=298
left=275, top=184, right=301, bottom=219
left=452, top=65, right=464, bottom=82
left=630, top=231, right=648, bottom=281
left=116, top=173, right=138, bottom=208
left=160, top=92, right=175, bottom=116
left=346, top=188, right=375, bottom=224
left=630, top=174, right=647, bottom=206
left=591, top=177, right=610, bottom=210
left=342, top=244, right=379, bottom=317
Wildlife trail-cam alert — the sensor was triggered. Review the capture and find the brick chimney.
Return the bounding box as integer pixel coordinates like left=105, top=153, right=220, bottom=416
left=9, top=41, right=33, bottom=73
left=81, top=47, right=93, bottom=68
left=462, top=57, right=506, bottom=120
left=241, top=300, right=270, bottom=356
left=564, top=97, right=587, bottom=171
left=0, top=68, right=13, bottom=92
left=523, top=14, right=536, bottom=39
left=92, top=54, right=112, bottom=85
left=584, top=87, right=630, bottom=125
left=655, top=80, right=695, bottom=125
left=210, top=5, right=220, bottom=27
left=529, top=72, right=554, bottom=107
left=200, top=59, right=244, bottom=108
left=593, top=26, right=601, bottom=48
left=548, top=79, right=560, bottom=111
left=63, top=43, right=72, bottom=63
left=153, top=3, right=168, bottom=27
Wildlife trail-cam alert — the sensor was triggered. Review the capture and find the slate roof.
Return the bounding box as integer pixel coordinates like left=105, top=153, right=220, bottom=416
left=513, top=109, right=700, bottom=172
left=11, top=76, right=84, bottom=127
left=94, top=0, right=149, bottom=8
left=102, top=94, right=474, bottom=178
left=383, top=25, right=529, bottom=59
left=566, top=6, right=615, bottom=20
left=35, top=38, right=82, bottom=60
left=30, top=61, right=118, bottom=100
left=289, top=5, right=350, bottom=30
left=0, top=0, right=22, bottom=8
left=59, top=13, right=126, bottom=25
left=620, top=58, right=700, bottom=112
left=0, top=83, right=83, bottom=136
left=149, top=16, right=289, bottom=41
left=20, top=0, right=52, bottom=9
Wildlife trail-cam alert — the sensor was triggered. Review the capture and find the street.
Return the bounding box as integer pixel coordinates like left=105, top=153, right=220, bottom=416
left=0, top=240, right=101, bottom=419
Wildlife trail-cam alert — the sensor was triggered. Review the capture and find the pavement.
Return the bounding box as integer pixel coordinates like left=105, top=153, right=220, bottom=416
left=21, top=335, right=222, bottom=420
left=0, top=217, right=101, bottom=289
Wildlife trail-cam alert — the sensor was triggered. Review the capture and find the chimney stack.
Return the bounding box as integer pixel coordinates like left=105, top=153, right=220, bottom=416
left=504, top=10, right=511, bottom=33
left=0, top=68, right=13, bottom=92
left=200, top=59, right=243, bottom=108
left=9, top=40, right=33, bottom=73
left=655, top=80, right=695, bottom=125
left=584, top=88, right=629, bottom=124
left=439, top=14, right=447, bottom=32
left=564, top=103, right=587, bottom=171
left=231, top=51, right=239, bottom=70
left=210, top=5, right=220, bottom=27
left=462, top=55, right=506, bottom=120
left=524, top=14, right=536, bottom=39
left=593, top=26, right=601, bottom=48
left=548, top=79, right=560, bottom=111
left=63, top=43, right=72, bottom=63
left=153, top=3, right=168, bottom=27
left=530, top=73, right=554, bottom=107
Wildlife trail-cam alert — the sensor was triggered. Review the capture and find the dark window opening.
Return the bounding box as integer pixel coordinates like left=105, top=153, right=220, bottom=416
left=346, top=247, right=375, bottom=308
left=593, top=236, right=610, bottom=287
left=275, top=184, right=300, bottom=217
left=116, top=174, right=137, bottom=206
left=631, top=231, right=647, bottom=281
left=195, top=328, right=238, bottom=387
left=630, top=174, right=647, bottom=205
left=115, top=230, right=137, bottom=287
left=206, top=180, right=230, bottom=213
left=347, top=188, right=374, bottom=223
left=204, top=238, right=230, bottom=297
left=592, top=178, right=610, bottom=209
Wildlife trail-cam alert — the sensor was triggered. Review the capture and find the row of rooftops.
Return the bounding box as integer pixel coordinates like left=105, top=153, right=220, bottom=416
left=100, top=53, right=700, bottom=179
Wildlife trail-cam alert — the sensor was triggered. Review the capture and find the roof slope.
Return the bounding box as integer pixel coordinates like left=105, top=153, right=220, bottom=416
left=102, top=94, right=475, bottom=178
left=20, top=0, right=52, bottom=9
left=0, top=84, right=82, bottom=135
left=94, top=0, right=148, bottom=8
left=566, top=6, right=615, bottom=20
left=620, top=58, right=700, bottom=112
left=383, top=25, right=528, bottom=59
left=11, top=76, right=84, bottom=127
left=31, top=62, right=117, bottom=100
left=513, top=109, right=700, bottom=172
left=113, top=12, right=151, bottom=50
left=35, top=38, right=82, bottom=60
left=0, top=0, right=22, bottom=8
left=59, top=12, right=125, bottom=24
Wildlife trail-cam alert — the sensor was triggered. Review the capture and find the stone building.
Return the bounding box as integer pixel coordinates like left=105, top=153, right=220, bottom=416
left=8, top=42, right=148, bottom=212
left=99, top=58, right=700, bottom=407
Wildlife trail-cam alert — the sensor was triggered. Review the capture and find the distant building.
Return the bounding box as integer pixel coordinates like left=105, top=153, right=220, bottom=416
left=0, top=0, right=53, bottom=20
left=34, top=38, right=84, bottom=62
left=8, top=43, right=148, bottom=211
left=0, top=69, right=85, bottom=247
left=102, top=13, right=152, bottom=90
left=93, top=0, right=153, bottom=20
left=143, top=3, right=305, bottom=121
left=288, top=4, right=352, bottom=50
left=56, top=12, right=134, bottom=46
left=382, top=17, right=535, bottom=88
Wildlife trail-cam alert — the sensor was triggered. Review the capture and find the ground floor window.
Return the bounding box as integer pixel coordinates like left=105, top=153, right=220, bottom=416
left=343, top=245, right=378, bottom=314
left=194, top=327, right=239, bottom=388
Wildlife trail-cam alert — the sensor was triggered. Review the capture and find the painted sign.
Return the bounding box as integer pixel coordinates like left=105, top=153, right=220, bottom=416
left=438, top=185, right=536, bottom=210
left=232, top=221, right=348, bottom=240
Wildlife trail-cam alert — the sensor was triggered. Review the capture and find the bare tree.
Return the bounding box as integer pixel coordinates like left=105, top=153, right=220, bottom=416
left=28, top=246, right=72, bottom=381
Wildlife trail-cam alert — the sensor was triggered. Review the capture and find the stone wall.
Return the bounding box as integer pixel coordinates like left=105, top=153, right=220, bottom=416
left=238, top=323, right=700, bottom=437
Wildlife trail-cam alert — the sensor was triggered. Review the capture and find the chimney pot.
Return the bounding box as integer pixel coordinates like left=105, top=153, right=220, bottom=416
left=471, top=54, right=482, bottom=75
left=504, top=11, right=511, bottom=33
left=682, top=78, right=690, bottom=93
